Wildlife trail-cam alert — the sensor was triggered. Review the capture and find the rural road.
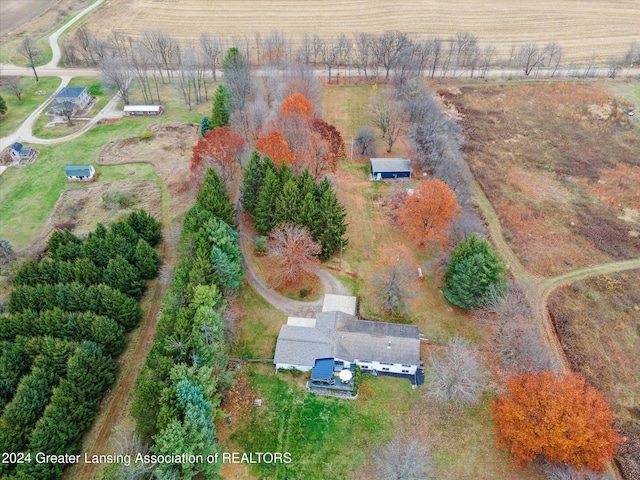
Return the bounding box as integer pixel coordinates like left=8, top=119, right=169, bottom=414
left=46, top=0, right=106, bottom=68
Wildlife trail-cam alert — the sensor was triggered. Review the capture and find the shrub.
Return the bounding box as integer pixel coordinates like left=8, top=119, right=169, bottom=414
left=102, top=190, right=138, bottom=210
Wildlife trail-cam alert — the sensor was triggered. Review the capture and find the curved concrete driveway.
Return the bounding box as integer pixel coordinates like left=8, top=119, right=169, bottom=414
left=238, top=221, right=351, bottom=317
left=46, top=0, right=105, bottom=68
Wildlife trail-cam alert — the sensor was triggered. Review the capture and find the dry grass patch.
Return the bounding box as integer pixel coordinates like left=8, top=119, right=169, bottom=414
left=96, top=122, right=199, bottom=223
left=448, top=82, right=640, bottom=277
left=548, top=271, right=640, bottom=479
left=79, top=0, right=640, bottom=64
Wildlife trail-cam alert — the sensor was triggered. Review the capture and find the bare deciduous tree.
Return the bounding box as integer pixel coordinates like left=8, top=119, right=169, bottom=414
left=353, top=33, right=374, bottom=80
left=108, top=426, right=156, bottom=480
left=354, top=126, right=377, bottom=156
left=374, top=436, right=435, bottom=480
left=6, top=77, right=25, bottom=102
left=200, top=33, right=223, bottom=82
left=267, top=223, right=321, bottom=288
left=372, top=244, right=417, bottom=316
left=475, top=282, right=552, bottom=374
left=544, top=42, right=564, bottom=77
left=428, top=335, right=488, bottom=407
left=140, top=29, right=179, bottom=82
left=100, top=57, right=132, bottom=105
left=370, top=90, right=403, bottom=152
left=17, top=36, right=42, bottom=82
left=518, top=43, right=546, bottom=76
left=371, top=30, right=410, bottom=81
left=56, top=101, right=76, bottom=126
left=542, top=462, right=610, bottom=480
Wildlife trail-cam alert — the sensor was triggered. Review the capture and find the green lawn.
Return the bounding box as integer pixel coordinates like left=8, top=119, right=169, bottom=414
left=321, top=84, right=373, bottom=140
left=0, top=120, right=158, bottom=249
left=234, top=282, right=287, bottom=359
left=0, top=76, right=61, bottom=137
left=0, top=35, right=52, bottom=69
left=231, top=365, right=416, bottom=479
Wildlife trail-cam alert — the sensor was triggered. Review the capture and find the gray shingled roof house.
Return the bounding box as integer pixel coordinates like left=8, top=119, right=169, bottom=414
left=274, top=296, right=421, bottom=383
left=370, top=157, right=412, bottom=179
left=51, top=87, right=91, bottom=115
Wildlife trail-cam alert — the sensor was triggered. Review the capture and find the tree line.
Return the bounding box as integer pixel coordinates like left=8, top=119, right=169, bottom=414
left=0, top=210, right=162, bottom=480
left=61, top=26, right=640, bottom=85
left=125, top=168, right=242, bottom=480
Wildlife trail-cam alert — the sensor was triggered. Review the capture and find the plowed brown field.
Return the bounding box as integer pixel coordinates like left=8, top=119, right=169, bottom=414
left=79, top=0, right=640, bottom=63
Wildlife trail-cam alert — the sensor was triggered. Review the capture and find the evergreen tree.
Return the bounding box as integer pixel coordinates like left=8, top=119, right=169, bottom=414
left=200, top=115, right=212, bottom=137
left=273, top=177, right=300, bottom=226
left=205, top=219, right=244, bottom=294
left=196, top=168, right=236, bottom=228
left=134, top=239, right=162, bottom=279
left=297, top=168, right=316, bottom=199
left=47, top=230, right=82, bottom=258
left=104, top=256, right=145, bottom=299
left=183, top=203, right=215, bottom=237
left=210, top=84, right=231, bottom=128
left=126, top=210, right=162, bottom=246
left=0, top=94, right=7, bottom=116
left=314, top=185, right=348, bottom=260
left=254, top=168, right=280, bottom=233
left=297, top=191, right=319, bottom=232
left=73, top=258, right=103, bottom=286
left=240, top=150, right=267, bottom=215
left=442, top=234, right=506, bottom=311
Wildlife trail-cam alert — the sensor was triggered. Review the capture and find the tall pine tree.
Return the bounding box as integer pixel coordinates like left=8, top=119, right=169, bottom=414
left=314, top=184, right=348, bottom=260
left=211, top=85, right=231, bottom=128
left=254, top=168, right=281, bottom=233
left=273, top=178, right=300, bottom=226
left=240, top=150, right=267, bottom=215
left=196, top=168, right=236, bottom=228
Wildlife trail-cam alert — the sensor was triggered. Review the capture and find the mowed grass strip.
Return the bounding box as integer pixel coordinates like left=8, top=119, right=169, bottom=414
left=0, top=76, right=61, bottom=137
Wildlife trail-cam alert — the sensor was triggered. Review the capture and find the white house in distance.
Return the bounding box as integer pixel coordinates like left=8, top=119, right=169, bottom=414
left=274, top=294, right=423, bottom=385
left=65, top=165, right=95, bottom=181
left=51, top=87, right=91, bottom=115
left=123, top=105, right=163, bottom=116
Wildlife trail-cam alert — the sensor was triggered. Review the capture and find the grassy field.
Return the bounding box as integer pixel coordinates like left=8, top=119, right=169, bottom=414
left=78, top=0, right=640, bottom=64
left=448, top=82, right=640, bottom=277
left=228, top=364, right=416, bottom=479
left=0, top=76, right=61, bottom=137
left=548, top=272, right=640, bottom=479
left=0, top=120, right=158, bottom=250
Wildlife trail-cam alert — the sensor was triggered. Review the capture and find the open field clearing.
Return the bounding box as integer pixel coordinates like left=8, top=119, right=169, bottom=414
left=0, top=120, right=158, bottom=250
left=548, top=271, right=640, bottom=479
left=0, top=0, right=58, bottom=37
left=79, top=0, right=640, bottom=63
left=0, top=76, right=61, bottom=137
left=446, top=82, right=640, bottom=277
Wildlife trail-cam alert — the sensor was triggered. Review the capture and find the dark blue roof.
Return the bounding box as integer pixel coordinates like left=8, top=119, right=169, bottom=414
left=56, top=87, right=86, bottom=98
left=311, top=358, right=335, bottom=380
left=11, top=142, right=23, bottom=152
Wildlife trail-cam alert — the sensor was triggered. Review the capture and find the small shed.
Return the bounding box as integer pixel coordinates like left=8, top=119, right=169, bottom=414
left=8, top=142, right=36, bottom=162
left=65, top=164, right=95, bottom=181
left=123, top=105, right=163, bottom=116
left=370, top=157, right=412, bottom=180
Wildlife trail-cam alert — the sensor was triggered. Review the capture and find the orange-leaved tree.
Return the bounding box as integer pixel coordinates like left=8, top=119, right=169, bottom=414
left=280, top=92, right=315, bottom=119
left=492, top=371, right=621, bottom=471
left=398, top=178, right=460, bottom=248
left=267, top=223, right=321, bottom=288
left=191, top=126, right=244, bottom=184
left=255, top=130, right=295, bottom=167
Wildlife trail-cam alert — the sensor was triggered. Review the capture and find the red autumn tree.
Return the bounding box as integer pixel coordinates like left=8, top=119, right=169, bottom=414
left=492, top=372, right=621, bottom=471
left=280, top=92, right=315, bottom=119
left=311, top=118, right=345, bottom=175
left=398, top=178, right=460, bottom=248
left=267, top=223, right=321, bottom=288
left=191, top=126, right=244, bottom=184
left=255, top=130, right=296, bottom=167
